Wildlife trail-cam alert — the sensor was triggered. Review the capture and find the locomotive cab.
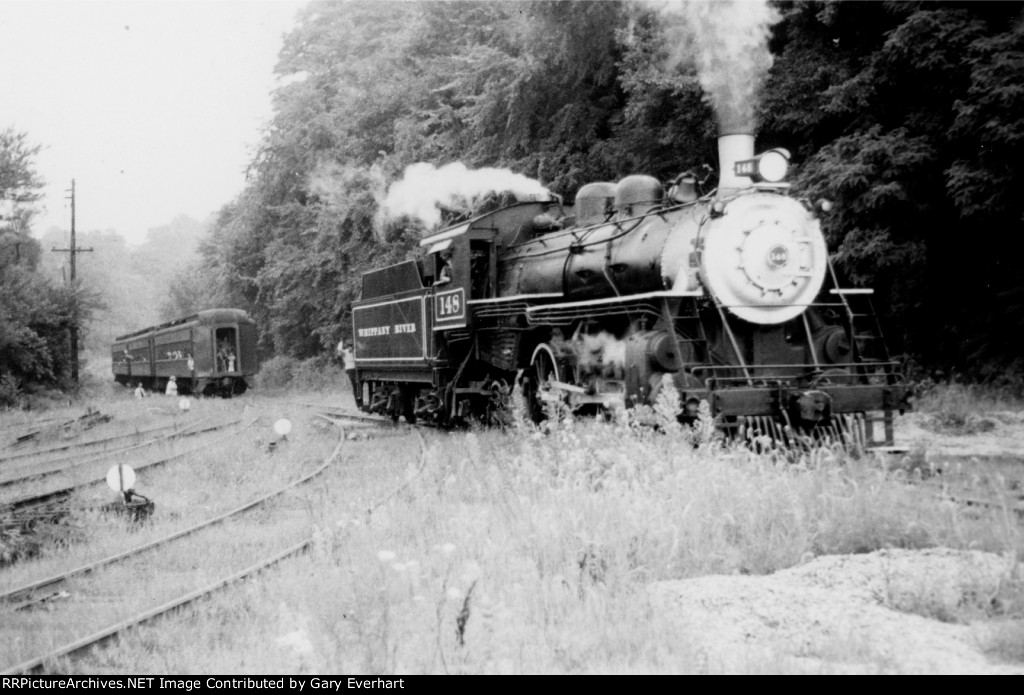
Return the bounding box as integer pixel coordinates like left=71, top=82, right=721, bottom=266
left=421, top=220, right=505, bottom=311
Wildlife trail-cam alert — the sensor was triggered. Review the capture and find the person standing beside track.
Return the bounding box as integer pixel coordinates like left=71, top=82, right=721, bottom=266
left=337, top=339, right=360, bottom=407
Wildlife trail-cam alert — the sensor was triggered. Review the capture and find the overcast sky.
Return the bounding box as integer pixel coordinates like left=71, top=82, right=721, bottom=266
left=0, top=0, right=306, bottom=245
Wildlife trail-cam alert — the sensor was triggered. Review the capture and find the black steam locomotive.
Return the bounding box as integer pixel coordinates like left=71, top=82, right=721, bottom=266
left=351, top=134, right=910, bottom=446
left=112, top=308, right=257, bottom=397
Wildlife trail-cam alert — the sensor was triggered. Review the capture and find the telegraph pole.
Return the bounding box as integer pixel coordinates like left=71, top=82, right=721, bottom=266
left=52, top=179, right=93, bottom=383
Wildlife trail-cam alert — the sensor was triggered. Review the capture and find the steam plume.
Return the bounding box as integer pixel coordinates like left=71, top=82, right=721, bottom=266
left=649, top=0, right=781, bottom=133
left=580, top=332, right=626, bottom=371
left=383, top=162, right=548, bottom=229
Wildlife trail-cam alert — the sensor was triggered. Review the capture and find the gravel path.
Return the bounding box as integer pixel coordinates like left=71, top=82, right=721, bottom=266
left=650, top=548, right=1023, bottom=674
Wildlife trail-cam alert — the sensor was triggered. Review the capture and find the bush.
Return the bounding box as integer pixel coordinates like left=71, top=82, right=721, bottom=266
left=0, top=373, right=21, bottom=408
left=255, top=355, right=300, bottom=390
left=255, top=355, right=345, bottom=392
left=290, top=355, right=345, bottom=392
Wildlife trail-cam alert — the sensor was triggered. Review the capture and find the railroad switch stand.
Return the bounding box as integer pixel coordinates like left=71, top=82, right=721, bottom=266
left=103, top=488, right=155, bottom=522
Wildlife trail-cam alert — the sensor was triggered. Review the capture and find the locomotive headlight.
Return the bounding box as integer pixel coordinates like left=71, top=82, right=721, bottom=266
left=756, top=149, right=790, bottom=183
left=733, top=148, right=791, bottom=183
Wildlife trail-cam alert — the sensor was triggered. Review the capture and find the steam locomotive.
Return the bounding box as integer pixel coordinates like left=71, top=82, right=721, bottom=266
left=112, top=308, right=257, bottom=397
left=351, top=134, right=911, bottom=446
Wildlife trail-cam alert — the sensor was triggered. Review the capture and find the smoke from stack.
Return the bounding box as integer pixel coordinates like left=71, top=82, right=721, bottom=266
left=382, top=162, right=549, bottom=229
left=645, top=0, right=781, bottom=134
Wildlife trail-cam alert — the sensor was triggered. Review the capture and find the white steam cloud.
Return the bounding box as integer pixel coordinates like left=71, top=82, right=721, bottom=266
left=383, top=162, right=549, bottom=229
left=649, top=0, right=781, bottom=133
left=553, top=331, right=626, bottom=374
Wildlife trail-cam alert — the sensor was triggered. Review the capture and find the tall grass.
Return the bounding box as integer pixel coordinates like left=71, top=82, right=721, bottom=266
left=38, top=390, right=1024, bottom=674
left=259, top=398, right=1022, bottom=673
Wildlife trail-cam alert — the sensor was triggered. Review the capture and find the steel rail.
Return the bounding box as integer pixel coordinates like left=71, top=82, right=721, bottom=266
left=0, top=421, right=185, bottom=465
left=0, top=421, right=216, bottom=487
left=0, top=428, right=349, bottom=609
left=1, top=539, right=313, bottom=675
left=277, top=399, right=399, bottom=426
left=2, top=417, right=428, bottom=674
left=0, top=419, right=229, bottom=489
left=0, top=419, right=248, bottom=512
left=0, top=417, right=59, bottom=433
left=900, top=472, right=1024, bottom=519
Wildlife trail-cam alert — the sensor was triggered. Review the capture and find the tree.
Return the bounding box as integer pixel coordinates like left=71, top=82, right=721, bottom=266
left=761, top=1, right=1024, bottom=382
left=1, top=127, right=102, bottom=400
left=193, top=0, right=1024, bottom=386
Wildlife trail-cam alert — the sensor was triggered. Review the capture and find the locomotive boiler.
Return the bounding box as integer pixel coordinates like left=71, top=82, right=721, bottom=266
left=351, top=134, right=910, bottom=446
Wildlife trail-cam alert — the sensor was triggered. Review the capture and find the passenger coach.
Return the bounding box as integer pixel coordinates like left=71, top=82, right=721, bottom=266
left=112, top=308, right=257, bottom=396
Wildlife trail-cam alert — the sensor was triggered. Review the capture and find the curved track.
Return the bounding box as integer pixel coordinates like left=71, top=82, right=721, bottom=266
left=0, top=419, right=236, bottom=489
left=0, top=419, right=247, bottom=513
left=0, top=420, right=185, bottom=466
left=0, top=414, right=427, bottom=674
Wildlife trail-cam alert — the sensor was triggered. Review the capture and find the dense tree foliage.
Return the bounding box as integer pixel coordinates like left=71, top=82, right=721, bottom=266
left=1, top=128, right=89, bottom=403
left=2, top=132, right=204, bottom=404
left=761, top=1, right=1024, bottom=380
left=193, top=0, right=1024, bottom=384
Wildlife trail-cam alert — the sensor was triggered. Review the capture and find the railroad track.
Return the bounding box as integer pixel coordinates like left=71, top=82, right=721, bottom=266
left=0, top=416, right=59, bottom=435
left=897, top=456, right=1024, bottom=519
left=0, top=414, right=427, bottom=674
left=3, top=410, right=112, bottom=449
left=0, top=418, right=233, bottom=489
left=914, top=478, right=1024, bottom=518
left=0, top=420, right=190, bottom=467
left=0, top=418, right=248, bottom=528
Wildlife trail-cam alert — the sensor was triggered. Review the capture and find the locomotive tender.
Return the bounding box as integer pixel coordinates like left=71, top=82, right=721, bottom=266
left=112, top=308, right=257, bottom=397
left=352, top=134, right=911, bottom=446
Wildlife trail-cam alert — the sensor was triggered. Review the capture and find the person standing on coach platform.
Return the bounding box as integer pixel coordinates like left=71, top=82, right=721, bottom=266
left=337, top=340, right=360, bottom=407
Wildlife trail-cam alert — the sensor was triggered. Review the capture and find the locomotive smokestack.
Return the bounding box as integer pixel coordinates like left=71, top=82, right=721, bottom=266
left=717, top=133, right=756, bottom=193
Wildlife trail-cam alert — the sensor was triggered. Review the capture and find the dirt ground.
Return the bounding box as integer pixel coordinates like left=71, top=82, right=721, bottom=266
left=651, top=547, right=1022, bottom=674
left=649, top=411, right=1024, bottom=674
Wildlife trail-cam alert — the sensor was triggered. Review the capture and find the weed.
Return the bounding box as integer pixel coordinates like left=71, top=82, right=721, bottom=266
left=916, top=382, right=1019, bottom=434
left=0, top=373, right=22, bottom=408
left=455, top=580, right=477, bottom=647
left=982, top=620, right=1024, bottom=665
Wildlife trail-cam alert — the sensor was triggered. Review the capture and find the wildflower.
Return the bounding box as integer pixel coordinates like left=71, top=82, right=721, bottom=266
left=405, top=560, right=422, bottom=591
left=440, top=543, right=456, bottom=556
left=276, top=629, right=314, bottom=657
left=460, top=561, right=482, bottom=585
left=377, top=550, right=397, bottom=563
left=446, top=587, right=463, bottom=601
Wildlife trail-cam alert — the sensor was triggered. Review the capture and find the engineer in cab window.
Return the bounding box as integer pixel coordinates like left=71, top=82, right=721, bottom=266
left=434, top=249, right=452, bottom=286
